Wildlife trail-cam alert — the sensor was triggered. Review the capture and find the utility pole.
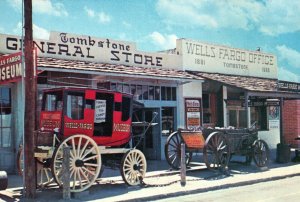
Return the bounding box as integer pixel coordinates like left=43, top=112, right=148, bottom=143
left=24, top=0, right=37, bottom=198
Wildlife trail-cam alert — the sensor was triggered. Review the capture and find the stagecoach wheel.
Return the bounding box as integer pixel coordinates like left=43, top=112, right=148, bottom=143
left=52, top=134, right=101, bottom=192
left=203, top=132, right=230, bottom=171
left=252, top=139, right=270, bottom=167
left=164, top=131, right=192, bottom=170
left=120, top=149, right=147, bottom=186
left=17, top=145, right=54, bottom=188
left=36, top=158, right=54, bottom=188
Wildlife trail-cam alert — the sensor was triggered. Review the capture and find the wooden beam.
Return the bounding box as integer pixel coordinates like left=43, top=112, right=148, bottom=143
left=24, top=0, right=37, bottom=198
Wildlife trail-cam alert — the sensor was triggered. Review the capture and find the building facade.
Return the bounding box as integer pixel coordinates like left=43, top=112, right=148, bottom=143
left=0, top=32, right=300, bottom=174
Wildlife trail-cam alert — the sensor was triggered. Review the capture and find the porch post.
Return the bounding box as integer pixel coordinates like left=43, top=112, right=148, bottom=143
left=245, top=92, right=249, bottom=128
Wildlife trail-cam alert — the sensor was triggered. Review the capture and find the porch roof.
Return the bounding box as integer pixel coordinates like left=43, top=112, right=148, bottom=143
left=190, top=71, right=300, bottom=99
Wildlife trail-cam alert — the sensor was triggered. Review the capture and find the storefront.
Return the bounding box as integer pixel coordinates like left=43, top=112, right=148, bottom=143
left=175, top=38, right=300, bottom=149
left=0, top=32, right=203, bottom=173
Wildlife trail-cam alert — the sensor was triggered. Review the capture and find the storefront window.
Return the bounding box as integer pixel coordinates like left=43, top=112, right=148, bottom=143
left=162, top=107, right=175, bottom=136
left=110, top=82, right=176, bottom=101
left=155, top=86, right=160, bottom=100
left=228, top=108, right=247, bottom=128
left=149, top=86, right=154, bottom=100
left=142, top=85, right=148, bottom=100
left=251, top=107, right=268, bottom=130
left=0, top=87, right=12, bottom=148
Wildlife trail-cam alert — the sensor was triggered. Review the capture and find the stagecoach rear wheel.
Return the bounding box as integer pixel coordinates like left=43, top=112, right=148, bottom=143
left=252, top=139, right=269, bottom=167
left=120, top=149, right=147, bottom=186
left=17, top=145, right=54, bottom=188
left=52, top=134, right=101, bottom=192
left=203, top=132, right=230, bottom=171
left=164, top=131, right=192, bottom=170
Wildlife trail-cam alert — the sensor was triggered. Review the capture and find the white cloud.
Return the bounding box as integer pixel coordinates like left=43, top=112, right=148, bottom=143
left=7, top=0, right=68, bottom=16
left=33, top=24, right=50, bottom=40
left=33, top=0, right=68, bottom=17
left=156, top=0, right=300, bottom=36
left=276, top=45, right=300, bottom=68
left=278, top=67, right=300, bottom=82
left=122, top=21, right=131, bottom=28
left=13, top=22, right=49, bottom=39
left=149, top=32, right=177, bottom=50
left=259, top=0, right=300, bottom=36
left=156, top=0, right=261, bottom=30
left=84, top=7, right=111, bottom=24
left=84, top=6, right=95, bottom=18
left=98, top=12, right=111, bottom=24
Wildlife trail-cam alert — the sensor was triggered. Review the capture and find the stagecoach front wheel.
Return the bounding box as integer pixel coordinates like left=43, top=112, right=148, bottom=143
left=17, top=145, right=54, bottom=188
left=164, top=131, right=192, bottom=170
left=252, top=139, right=270, bottom=167
left=203, top=132, right=230, bottom=171
left=120, top=149, right=147, bottom=186
left=52, top=134, right=101, bottom=192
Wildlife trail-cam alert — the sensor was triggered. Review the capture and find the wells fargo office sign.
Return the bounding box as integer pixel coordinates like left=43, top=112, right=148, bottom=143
left=177, top=39, right=278, bottom=79
left=0, top=52, right=22, bottom=84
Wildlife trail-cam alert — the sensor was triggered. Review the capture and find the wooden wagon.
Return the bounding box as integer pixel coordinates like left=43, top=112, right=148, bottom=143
left=165, top=125, right=270, bottom=171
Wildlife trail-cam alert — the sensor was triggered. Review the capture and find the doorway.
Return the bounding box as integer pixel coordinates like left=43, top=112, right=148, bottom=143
left=132, top=108, right=160, bottom=160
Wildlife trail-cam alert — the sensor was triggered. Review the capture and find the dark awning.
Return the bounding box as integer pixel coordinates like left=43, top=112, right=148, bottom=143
left=190, top=71, right=300, bottom=99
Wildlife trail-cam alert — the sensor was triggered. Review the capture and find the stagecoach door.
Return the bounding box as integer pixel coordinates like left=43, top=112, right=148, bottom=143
left=132, top=108, right=160, bottom=160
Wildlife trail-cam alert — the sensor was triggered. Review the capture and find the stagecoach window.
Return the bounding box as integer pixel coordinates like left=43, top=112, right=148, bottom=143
left=66, top=93, right=84, bottom=120
left=94, top=93, right=114, bottom=136
left=43, top=92, right=63, bottom=111
left=122, top=96, right=131, bottom=121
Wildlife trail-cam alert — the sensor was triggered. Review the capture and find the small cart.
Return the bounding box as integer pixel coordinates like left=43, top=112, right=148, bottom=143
left=165, top=125, right=270, bottom=171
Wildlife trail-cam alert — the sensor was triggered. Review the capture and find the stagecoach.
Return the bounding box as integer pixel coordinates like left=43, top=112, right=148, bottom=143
left=17, top=87, right=156, bottom=192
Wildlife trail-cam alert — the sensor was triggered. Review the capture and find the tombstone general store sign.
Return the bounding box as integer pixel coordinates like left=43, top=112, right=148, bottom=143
left=0, top=32, right=179, bottom=69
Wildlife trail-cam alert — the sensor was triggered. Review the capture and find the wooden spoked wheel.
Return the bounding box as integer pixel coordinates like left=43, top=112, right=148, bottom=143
left=164, top=131, right=192, bottom=170
left=52, top=134, right=101, bottom=192
left=16, top=145, right=54, bottom=188
left=203, top=132, right=230, bottom=171
left=120, top=149, right=147, bottom=186
left=252, top=139, right=269, bottom=167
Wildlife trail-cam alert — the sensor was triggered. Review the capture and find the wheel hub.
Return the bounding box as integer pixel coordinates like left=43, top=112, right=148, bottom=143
left=75, top=159, right=84, bottom=167
left=133, top=164, right=140, bottom=171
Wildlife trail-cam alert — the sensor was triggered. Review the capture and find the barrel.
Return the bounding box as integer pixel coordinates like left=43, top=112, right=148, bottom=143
left=0, top=171, right=8, bottom=190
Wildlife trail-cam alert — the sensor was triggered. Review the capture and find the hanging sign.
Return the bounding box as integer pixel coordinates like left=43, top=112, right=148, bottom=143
left=185, top=98, right=202, bottom=130
left=0, top=52, right=22, bottom=84
left=94, top=100, right=106, bottom=123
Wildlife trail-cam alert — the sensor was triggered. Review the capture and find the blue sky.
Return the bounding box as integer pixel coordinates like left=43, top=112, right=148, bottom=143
left=0, top=0, right=299, bottom=82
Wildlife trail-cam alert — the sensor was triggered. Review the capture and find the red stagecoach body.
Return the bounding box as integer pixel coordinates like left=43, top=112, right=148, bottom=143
left=39, top=87, right=133, bottom=146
